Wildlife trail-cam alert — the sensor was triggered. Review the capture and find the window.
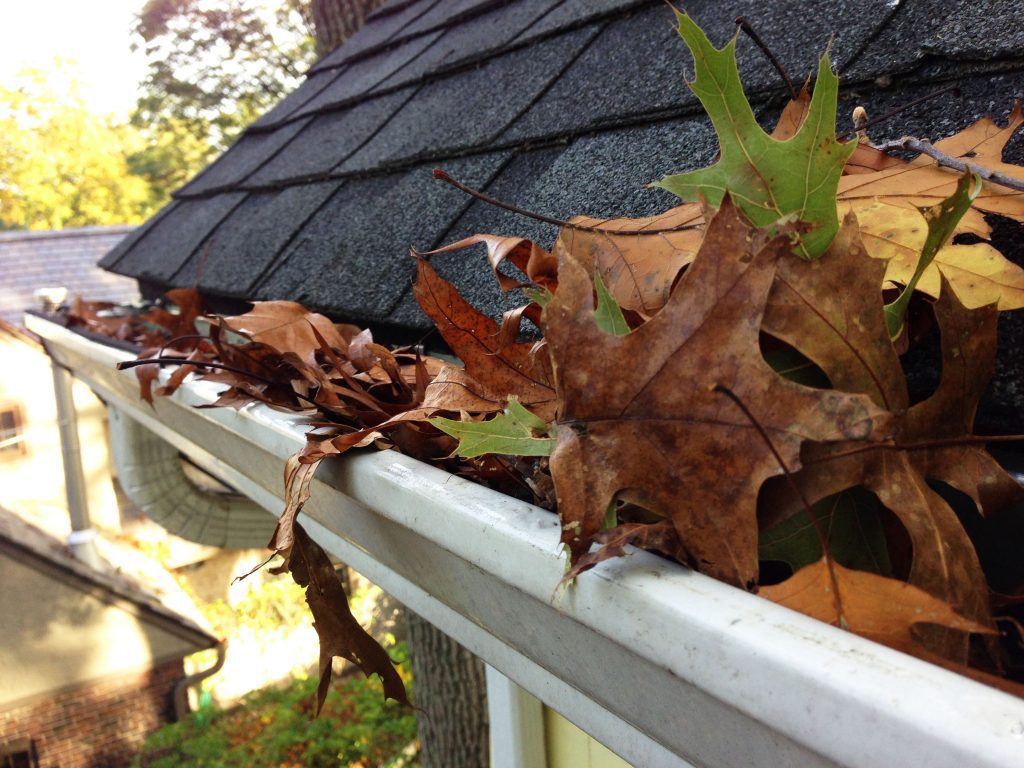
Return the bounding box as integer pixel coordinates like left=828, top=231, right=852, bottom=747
left=0, top=738, right=38, bottom=768
left=0, top=404, right=26, bottom=456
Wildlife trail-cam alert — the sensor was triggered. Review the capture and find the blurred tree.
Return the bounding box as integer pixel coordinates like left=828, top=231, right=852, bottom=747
left=311, top=0, right=384, bottom=55
left=129, top=0, right=385, bottom=205
left=0, top=65, right=154, bottom=230
left=129, top=0, right=316, bottom=204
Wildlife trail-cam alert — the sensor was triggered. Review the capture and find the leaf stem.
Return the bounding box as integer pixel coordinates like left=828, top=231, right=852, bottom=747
left=713, top=384, right=846, bottom=623
left=735, top=16, right=797, bottom=101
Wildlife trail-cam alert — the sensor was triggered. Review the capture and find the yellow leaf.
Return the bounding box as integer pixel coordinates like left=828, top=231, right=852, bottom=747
left=850, top=200, right=1024, bottom=309
left=834, top=101, right=1024, bottom=309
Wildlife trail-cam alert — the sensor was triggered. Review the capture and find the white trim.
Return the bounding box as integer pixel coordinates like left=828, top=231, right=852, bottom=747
left=28, top=315, right=1024, bottom=768
left=487, top=666, right=547, bottom=768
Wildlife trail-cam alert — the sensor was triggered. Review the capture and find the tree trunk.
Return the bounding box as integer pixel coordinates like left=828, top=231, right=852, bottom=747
left=311, top=0, right=385, bottom=55
left=407, top=611, right=489, bottom=768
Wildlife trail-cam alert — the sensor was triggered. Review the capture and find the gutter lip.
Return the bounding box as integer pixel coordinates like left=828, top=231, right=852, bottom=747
left=26, top=312, right=1024, bottom=768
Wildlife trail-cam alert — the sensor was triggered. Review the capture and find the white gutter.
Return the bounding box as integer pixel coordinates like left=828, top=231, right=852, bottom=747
left=28, top=314, right=1024, bottom=768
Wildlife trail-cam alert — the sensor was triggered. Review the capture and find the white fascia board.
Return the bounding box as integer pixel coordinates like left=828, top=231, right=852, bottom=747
left=29, top=315, right=1024, bottom=768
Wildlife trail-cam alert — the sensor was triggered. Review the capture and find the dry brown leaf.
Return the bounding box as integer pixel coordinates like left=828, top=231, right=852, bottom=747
left=763, top=237, right=1021, bottom=657
left=282, top=523, right=410, bottom=712
left=221, top=301, right=352, bottom=368
left=760, top=558, right=995, bottom=656
left=543, top=197, right=892, bottom=587
left=764, top=213, right=906, bottom=411
left=413, top=257, right=557, bottom=421
left=421, top=234, right=558, bottom=292
left=555, top=204, right=704, bottom=316
left=562, top=522, right=687, bottom=584
left=769, top=84, right=811, bottom=140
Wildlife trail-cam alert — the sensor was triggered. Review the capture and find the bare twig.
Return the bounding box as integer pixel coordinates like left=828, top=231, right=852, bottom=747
left=735, top=16, right=797, bottom=101
left=803, top=433, right=1024, bottom=467
left=118, top=355, right=330, bottom=413
left=432, top=170, right=571, bottom=228
left=871, top=136, right=1024, bottom=192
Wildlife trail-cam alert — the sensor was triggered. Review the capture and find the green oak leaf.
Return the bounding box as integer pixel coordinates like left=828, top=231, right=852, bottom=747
left=431, top=398, right=555, bottom=458
left=884, top=171, right=982, bottom=337
left=653, top=11, right=855, bottom=259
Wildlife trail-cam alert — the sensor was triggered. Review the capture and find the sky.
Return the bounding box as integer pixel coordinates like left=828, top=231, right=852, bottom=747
left=0, top=0, right=148, bottom=118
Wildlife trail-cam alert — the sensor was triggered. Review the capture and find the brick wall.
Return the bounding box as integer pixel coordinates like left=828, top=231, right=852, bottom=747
left=0, top=658, right=184, bottom=768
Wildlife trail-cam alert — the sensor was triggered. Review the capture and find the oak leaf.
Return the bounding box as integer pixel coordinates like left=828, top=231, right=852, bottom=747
left=431, top=398, right=555, bottom=458
left=422, top=234, right=558, bottom=293
left=280, top=523, right=410, bottom=712
left=413, top=257, right=556, bottom=420
left=220, top=300, right=354, bottom=368
left=759, top=558, right=994, bottom=656
left=836, top=103, right=1024, bottom=310
left=553, top=205, right=704, bottom=315
left=653, top=12, right=854, bottom=258
left=562, top=522, right=687, bottom=584
left=543, top=198, right=892, bottom=587
left=762, top=226, right=1022, bottom=656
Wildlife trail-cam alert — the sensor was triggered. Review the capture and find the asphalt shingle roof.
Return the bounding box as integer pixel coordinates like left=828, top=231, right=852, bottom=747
left=98, top=0, right=1024, bottom=431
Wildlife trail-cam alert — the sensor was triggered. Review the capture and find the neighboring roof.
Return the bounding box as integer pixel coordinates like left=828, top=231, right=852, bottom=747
left=0, top=226, right=139, bottom=326
left=99, top=0, right=1024, bottom=430
left=0, top=508, right=217, bottom=650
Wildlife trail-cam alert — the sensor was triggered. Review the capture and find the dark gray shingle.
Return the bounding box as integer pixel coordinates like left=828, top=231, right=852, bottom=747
left=178, top=118, right=313, bottom=197
left=170, top=182, right=341, bottom=294
left=253, top=152, right=509, bottom=322
left=338, top=24, right=602, bottom=172
left=248, top=89, right=416, bottom=185
left=105, top=194, right=246, bottom=282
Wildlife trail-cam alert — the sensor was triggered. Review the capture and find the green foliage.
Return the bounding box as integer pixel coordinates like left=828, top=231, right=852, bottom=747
left=884, top=171, right=982, bottom=337
left=200, top=572, right=312, bottom=636
left=131, top=0, right=316, bottom=204
left=0, top=66, right=156, bottom=229
left=593, top=271, right=630, bottom=336
left=134, top=645, right=418, bottom=768
left=431, top=399, right=555, bottom=458
left=653, top=11, right=855, bottom=259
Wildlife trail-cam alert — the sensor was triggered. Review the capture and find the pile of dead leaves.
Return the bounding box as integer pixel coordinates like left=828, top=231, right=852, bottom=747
left=72, top=10, right=1024, bottom=702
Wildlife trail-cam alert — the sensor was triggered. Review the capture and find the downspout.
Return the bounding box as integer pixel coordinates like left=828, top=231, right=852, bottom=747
left=108, top=408, right=274, bottom=548
left=51, top=360, right=104, bottom=570
left=173, top=641, right=227, bottom=720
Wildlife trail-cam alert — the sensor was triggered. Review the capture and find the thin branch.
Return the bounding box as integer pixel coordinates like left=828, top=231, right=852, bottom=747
left=871, top=136, right=1024, bottom=193
left=432, top=170, right=702, bottom=235
left=713, top=384, right=845, bottom=622
left=836, top=85, right=960, bottom=140
left=433, top=169, right=570, bottom=228
left=735, top=16, right=797, bottom=101
left=432, top=169, right=704, bottom=236
left=118, top=355, right=329, bottom=412
left=803, top=433, right=1024, bottom=466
